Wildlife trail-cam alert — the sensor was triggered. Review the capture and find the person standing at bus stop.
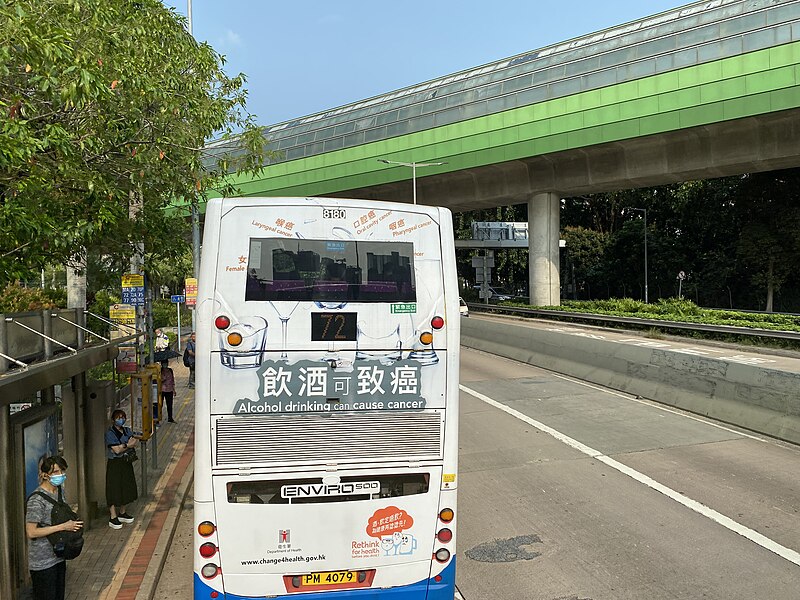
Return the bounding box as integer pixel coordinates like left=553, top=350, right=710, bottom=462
left=161, top=360, right=176, bottom=422
left=25, top=456, right=82, bottom=600
left=105, top=410, right=138, bottom=529
left=154, top=328, right=169, bottom=352
left=185, top=331, right=196, bottom=388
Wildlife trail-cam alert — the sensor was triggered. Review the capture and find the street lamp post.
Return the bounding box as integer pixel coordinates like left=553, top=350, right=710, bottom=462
left=626, top=207, right=649, bottom=303
left=377, top=159, right=447, bottom=205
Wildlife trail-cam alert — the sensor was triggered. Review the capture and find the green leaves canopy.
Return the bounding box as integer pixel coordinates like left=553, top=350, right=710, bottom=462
left=0, top=0, right=265, bottom=281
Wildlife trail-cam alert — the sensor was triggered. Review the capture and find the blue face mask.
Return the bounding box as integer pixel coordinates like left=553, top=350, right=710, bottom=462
left=115, top=418, right=126, bottom=427
left=49, top=473, right=66, bottom=487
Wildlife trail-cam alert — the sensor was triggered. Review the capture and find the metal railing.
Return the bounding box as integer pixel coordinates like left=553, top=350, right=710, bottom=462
left=467, top=302, right=800, bottom=342
left=0, top=308, right=141, bottom=375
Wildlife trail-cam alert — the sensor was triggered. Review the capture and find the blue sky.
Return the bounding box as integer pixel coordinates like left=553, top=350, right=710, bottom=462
left=164, top=1, right=685, bottom=127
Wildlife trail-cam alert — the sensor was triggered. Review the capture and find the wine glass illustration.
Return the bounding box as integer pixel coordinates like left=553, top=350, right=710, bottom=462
left=313, top=228, right=355, bottom=310
left=269, top=301, right=301, bottom=361
left=314, top=258, right=349, bottom=310
left=332, top=226, right=355, bottom=240
left=356, top=321, right=402, bottom=365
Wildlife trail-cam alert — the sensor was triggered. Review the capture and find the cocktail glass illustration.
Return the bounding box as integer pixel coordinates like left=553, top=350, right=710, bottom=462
left=356, top=322, right=402, bottom=365
left=269, top=301, right=301, bottom=361
left=218, top=316, right=268, bottom=369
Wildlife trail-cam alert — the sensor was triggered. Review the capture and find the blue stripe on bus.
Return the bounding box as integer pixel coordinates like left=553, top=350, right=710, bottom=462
left=194, top=559, right=455, bottom=599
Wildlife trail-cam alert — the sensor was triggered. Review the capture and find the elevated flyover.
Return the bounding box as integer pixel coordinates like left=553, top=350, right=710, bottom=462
left=213, top=0, right=800, bottom=304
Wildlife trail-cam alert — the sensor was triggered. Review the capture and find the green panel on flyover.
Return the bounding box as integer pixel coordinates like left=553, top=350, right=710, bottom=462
left=215, top=41, right=800, bottom=199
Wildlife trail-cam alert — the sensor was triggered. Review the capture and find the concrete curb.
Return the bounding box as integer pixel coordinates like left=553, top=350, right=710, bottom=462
left=135, top=457, right=194, bottom=600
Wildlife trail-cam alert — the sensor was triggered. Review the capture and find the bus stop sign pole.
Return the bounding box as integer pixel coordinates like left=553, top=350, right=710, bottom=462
left=170, top=295, right=185, bottom=351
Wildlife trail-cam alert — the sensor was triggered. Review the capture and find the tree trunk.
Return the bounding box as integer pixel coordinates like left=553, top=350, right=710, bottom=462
left=66, top=256, right=86, bottom=309
left=765, top=256, right=774, bottom=313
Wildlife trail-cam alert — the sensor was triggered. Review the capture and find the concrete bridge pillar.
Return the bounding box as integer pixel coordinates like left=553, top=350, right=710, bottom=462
left=528, top=192, right=561, bottom=306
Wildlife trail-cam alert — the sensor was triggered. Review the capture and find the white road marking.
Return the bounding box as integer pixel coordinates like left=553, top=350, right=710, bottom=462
left=454, top=589, right=465, bottom=600
left=459, top=383, right=800, bottom=568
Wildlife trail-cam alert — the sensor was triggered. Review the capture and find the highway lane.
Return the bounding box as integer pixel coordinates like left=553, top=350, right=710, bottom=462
left=456, top=347, right=800, bottom=599
left=154, top=346, right=800, bottom=598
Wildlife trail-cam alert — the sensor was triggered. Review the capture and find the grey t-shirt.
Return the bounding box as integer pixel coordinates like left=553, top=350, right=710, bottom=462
left=26, top=487, right=64, bottom=571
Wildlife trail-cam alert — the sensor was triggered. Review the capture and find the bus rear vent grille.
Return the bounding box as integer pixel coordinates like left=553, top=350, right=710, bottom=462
left=214, top=411, right=443, bottom=466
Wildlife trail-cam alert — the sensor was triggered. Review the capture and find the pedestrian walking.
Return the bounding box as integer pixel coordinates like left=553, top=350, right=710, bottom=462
left=105, top=410, right=138, bottom=529
left=161, top=360, right=176, bottom=422
left=25, top=456, right=83, bottom=600
left=185, top=331, right=196, bottom=388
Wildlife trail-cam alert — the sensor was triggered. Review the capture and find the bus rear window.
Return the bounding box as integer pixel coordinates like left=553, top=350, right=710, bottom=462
left=227, top=473, right=429, bottom=505
left=244, top=239, right=416, bottom=303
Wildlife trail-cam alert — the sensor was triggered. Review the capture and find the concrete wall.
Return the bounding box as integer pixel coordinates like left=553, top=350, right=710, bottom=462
left=461, top=317, right=800, bottom=445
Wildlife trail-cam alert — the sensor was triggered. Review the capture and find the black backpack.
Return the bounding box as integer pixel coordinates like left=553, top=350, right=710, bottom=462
left=183, top=342, right=194, bottom=367
left=31, top=489, right=84, bottom=560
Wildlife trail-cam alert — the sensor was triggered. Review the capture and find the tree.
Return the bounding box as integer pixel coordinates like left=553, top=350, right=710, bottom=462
left=0, top=0, right=266, bottom=282
left=734, top=171, right=800, bottom=312
left=561, top=226, right=607, bottom=299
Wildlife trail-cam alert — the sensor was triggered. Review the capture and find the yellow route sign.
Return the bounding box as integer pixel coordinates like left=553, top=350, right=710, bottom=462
left=122, top=274, right=145, bottom=288
left=185, top=277, right=198, bottom=307
left=110, top=303, right=136, bottom=325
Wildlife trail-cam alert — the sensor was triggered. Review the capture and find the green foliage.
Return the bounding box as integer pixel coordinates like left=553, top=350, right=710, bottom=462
left=147, top=250, right=194, bottom=296
left=0, top=283, right=65, bottom=312
left=88, top=360, right=116, bottom=382
left=0, top=0, right=268, bottom=283
left=508, top=297, right=800, bottom=332
left=151, top=298, right=191, bottom=328
left=86, top=289, right=120, bottom=337
left=733, top=172, right=800, bottom=311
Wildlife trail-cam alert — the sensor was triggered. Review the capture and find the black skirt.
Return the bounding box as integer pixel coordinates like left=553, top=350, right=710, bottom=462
left=106, top=458, right=138, bottom=507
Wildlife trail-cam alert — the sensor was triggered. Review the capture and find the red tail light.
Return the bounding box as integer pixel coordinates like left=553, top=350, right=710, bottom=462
left=431, top=316, right=445, bottom=329
left=199, top=542, right=217, bottom=558
left=437, top=528, right=453, bottom=543
left=215, top=315, right=231, bottom=329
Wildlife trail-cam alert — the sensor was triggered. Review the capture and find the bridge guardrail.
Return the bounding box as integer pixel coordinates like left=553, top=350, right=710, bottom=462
left=466, top=302, right=800, bottom=342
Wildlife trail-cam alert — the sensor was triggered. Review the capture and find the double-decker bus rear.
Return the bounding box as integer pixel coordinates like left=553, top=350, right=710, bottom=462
left=194, top=197, right=459, bottom=599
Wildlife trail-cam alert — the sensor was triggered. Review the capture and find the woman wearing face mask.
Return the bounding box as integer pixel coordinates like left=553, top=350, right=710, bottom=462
left=25, top=455, right=83, bottom=600
left=105, top=409, right=139, bottom=529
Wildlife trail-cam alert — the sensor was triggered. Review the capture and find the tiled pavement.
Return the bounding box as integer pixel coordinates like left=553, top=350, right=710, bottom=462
left=65, top=361, right=195, bottom=600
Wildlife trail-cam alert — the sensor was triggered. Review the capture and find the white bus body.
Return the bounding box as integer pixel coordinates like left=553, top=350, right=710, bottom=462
left=194, top=197, right=459, bottom=600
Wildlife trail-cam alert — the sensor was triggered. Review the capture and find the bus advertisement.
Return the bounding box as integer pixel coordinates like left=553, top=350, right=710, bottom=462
left=194, top=197, right=459, bottom=599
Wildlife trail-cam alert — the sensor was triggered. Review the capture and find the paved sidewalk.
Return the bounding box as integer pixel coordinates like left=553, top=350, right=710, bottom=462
left=65, top=361, right=195, bottom=600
